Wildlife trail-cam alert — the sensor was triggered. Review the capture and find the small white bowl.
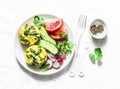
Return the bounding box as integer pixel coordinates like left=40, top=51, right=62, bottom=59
left=89, top=19, right=107, bottom=39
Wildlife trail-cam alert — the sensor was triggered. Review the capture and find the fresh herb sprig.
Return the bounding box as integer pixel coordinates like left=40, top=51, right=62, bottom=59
left=89, top=48, right=103, bottom=64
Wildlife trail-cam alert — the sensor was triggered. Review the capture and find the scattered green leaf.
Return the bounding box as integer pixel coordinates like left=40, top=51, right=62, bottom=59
left=89, top=48, right=103, bottom=64
left=89, top=53, right=96, bottom=64
left=89, top=53, right=95, bottom=61
left=94, top=48, right=103, bottom=61
left=94, top=48, right=102, bottom=56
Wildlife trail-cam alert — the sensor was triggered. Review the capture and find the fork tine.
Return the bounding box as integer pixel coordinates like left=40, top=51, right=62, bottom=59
left=78, top=15, right=87, bottom=32
left=77, top=15, right=87, bottom=40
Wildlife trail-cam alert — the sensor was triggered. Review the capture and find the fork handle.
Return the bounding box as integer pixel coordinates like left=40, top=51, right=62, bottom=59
left=77, top=54, right=85, bottom=77
left=68, top=34, right=84, bottom=77
left=75, top=43, right=85, bottom=77
left=68, top=50, right=77, bottom=77
left=75, top=31, right=85, bottom=77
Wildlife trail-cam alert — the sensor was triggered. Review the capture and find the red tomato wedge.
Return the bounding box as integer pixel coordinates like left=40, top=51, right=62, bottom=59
left=45, top=18, right=63, bottom=32
left=50, top=26, right=68, bottom=41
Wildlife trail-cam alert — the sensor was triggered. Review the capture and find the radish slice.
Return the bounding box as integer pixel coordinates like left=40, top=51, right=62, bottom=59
left=50, top=58, right=56, bottom=62
left=60, top=52, right=66, bottom=59
left=47, top=53, right=56, bottom=62
left=46, top=59, right=53, bottom=68
left=52, top=61, right=60, bottom=69
left=57, top=57, right=63, bottom=63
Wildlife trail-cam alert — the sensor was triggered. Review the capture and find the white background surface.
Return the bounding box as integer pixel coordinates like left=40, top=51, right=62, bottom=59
left=0, top=0, right=120, bottom=89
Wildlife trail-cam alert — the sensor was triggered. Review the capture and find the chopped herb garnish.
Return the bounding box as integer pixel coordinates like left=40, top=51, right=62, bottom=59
left=24, top=29, right=30, bottom=35
left=28, top=31, right=37, bottom=35
left=30, top=48, right=35, bottom=53
left=20, top=36, right=28, bottom=42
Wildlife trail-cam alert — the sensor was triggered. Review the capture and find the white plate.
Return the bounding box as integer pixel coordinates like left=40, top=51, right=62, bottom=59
left=14, top=14, right=75, bottom=75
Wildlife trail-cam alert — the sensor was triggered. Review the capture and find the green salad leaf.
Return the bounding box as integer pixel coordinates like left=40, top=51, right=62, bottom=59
left=58, top=33, right=68, bottom=38
left=56, top=40, right=74, bottom=55
left=66, top=50, right=72, bottom=55
left=34, top=16, right=45, bottom=28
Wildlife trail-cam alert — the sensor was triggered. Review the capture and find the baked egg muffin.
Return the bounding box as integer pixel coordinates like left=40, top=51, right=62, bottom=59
left=25, top=45, right=47, bottom=67
left=18, top=23, right=40, bottom=46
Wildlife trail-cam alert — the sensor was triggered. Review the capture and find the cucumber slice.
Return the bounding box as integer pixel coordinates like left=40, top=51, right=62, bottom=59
left=39, top=40, right=58, bottom=54
left=40, top=26, right=56, bottom=45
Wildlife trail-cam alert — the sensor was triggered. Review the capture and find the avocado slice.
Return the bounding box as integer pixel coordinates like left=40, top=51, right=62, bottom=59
left=40, top=26, right=56, bottom=45
left=39, top=40, right=58, bottom=54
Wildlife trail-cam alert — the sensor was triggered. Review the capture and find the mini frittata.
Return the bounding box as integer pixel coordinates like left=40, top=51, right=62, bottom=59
left=25, top=45, right=47, bottom=67
left=18, top=23, right=40, bottom=46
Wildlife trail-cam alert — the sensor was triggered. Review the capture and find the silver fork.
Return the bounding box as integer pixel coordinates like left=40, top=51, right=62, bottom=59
left=69, top=15, right=87, bottom=77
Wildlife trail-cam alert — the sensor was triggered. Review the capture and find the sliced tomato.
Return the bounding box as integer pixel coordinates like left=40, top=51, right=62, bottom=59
left=50, top=34, right=64, bottom=41
left=50, top=26, right=68, bottom=41
left=55, top=26, right=68, bottom=34
left=45, top=18, right=63, bottom=32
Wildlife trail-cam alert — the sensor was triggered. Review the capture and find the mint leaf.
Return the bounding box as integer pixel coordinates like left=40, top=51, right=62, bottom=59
left=89, top=48, right=103, bottom=64
left=94, top=48, right=103, bottom=61
left=89, top=53, right=95, bottom=60
left=94, top=48, right=102, bottom=56
left=96, top=55, right=103, bottom=61
left=89, top=53, right=96, bottom=63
